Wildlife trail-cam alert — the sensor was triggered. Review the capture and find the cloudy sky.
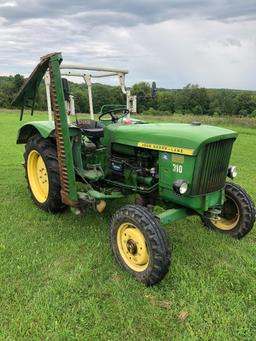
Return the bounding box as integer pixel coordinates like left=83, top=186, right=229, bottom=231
left=0, top=0, right=256, bottom=89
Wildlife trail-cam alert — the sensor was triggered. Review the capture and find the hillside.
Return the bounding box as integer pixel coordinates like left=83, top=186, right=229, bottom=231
left=1, top=75, right=256, bottom=116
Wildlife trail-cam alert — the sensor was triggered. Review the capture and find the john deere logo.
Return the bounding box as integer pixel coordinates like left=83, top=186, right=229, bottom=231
left=137, top=142, right=194, bottom=156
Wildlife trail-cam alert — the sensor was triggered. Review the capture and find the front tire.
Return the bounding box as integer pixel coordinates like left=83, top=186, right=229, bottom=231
left=24, top=134, right=66, bottom=213
left=110, top=205, right=171, bottom=285
left=203, top=183, right=255, bottom=239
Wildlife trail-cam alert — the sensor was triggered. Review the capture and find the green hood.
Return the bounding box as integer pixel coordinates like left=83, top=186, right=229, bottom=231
left=104, top=123, right=237, bottom=155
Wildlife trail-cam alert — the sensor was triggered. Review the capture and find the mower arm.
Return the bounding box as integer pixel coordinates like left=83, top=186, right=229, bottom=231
left=16, top=121, right=80, bottom=144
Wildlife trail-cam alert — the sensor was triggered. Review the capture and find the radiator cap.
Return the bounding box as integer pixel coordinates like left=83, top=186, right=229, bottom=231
left=191, top=121, right=201, bottom=126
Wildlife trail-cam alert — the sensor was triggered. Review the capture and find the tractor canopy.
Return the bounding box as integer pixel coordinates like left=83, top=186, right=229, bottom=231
left=104, top=123, right=238, bottom=156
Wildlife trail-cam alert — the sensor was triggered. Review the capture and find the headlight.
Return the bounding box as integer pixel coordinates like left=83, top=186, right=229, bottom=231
left=173, top=180, right=188, bottom=195
left=227, top=165, right=237, bottom=179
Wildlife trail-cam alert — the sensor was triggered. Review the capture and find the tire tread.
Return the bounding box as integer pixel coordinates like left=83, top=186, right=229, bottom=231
left=24, top=134, right=66, bottom=213
left=111, top=204, right=171, bottom=285
left=203, top=182, right=255, bottom=239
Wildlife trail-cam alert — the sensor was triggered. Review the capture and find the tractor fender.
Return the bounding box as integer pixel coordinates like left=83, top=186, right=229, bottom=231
left=16, top=121, right=81, bottom=144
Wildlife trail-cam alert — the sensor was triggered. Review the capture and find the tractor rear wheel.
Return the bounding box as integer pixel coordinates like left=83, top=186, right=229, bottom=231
left=24, top=134, right=66, bottom=213
left=110, top=204, right=171, bottom=285
left=203, top=182, right=255, bottom=239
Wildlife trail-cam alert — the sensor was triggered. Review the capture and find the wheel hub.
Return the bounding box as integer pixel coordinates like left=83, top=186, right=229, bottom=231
left=126, top=239, right=138, bottom=255
left=117, top=223, right=149, bottom=272
left=212, top=195, right=240, bottom=230
left=27, top=150, right=49, bottom=203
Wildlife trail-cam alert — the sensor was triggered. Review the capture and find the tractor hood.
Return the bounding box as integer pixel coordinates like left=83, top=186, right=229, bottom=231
left=104, top=123, right=237, bottom=155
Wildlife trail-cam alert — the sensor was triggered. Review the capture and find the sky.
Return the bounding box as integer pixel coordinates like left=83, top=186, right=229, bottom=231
left=0, top=0, right=256, bottom=89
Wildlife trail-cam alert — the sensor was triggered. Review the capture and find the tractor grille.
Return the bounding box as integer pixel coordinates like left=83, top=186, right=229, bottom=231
left=190, top=138, right=235, bottom=195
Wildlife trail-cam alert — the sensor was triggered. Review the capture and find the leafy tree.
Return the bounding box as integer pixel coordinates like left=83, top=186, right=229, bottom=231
left=131, top=82, right=152, bottom=112
left=182, top=84, right=210, bottom=115
left=219, top=91, right=236, bottom=115
left=13, top=74, right=24, bottom=92
left=1, top=74, right=256, bottom=117
left=234, top=92, right=255, bottom=116
left=157, top=92, right=175, bottom=112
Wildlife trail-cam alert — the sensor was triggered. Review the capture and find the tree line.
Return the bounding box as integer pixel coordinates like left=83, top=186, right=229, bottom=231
left=1, top=74, right=256, bottom=117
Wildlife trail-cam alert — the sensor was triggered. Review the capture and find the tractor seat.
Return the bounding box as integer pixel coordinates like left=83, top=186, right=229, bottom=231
left=75, top=119, right=104, bottom=138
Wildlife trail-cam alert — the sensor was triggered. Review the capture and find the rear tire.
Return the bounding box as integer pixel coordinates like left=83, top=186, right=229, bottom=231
left=110, top=204, right=171, bottom=285
left=24, top=134, right=66, bottom=213
left=203, top=182, right=255, bottom=239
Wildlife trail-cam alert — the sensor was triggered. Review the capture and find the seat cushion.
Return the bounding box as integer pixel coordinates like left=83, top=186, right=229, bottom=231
left=80, top=127, right=104, bottom=138
left=75, top=119, right=104, bottom=138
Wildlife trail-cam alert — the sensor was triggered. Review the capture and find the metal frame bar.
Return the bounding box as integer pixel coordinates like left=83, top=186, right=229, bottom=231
left=60, top=64, right=128, bottom=74
left=44, top=71, right=52, bottom=121
left=45, top=63, right=135, bottom=121
left=61, top=71, right=120, bottom=78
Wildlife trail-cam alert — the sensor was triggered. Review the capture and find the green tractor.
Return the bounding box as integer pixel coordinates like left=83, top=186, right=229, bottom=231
left=13, top=53, right=255, bottom=285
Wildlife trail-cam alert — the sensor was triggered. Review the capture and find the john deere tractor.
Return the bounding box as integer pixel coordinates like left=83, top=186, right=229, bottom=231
left=13, top=53, right=255, bottom=285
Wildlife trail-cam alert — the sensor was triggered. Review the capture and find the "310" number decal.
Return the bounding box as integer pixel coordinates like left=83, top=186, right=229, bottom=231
left=173, top=163, right=183, bottom=173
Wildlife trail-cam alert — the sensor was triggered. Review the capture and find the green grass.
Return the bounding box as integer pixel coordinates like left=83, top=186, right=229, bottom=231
left=0, top=111, right=256, bottom=340
left=136, top=112, right=256, bottom=128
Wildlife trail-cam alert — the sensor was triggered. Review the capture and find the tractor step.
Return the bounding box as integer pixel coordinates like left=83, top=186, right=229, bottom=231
left=78, top=189, right=124, bottom=201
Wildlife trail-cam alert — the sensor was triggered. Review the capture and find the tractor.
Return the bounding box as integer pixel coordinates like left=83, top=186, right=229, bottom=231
left=13, top=52, right=255, bottom=285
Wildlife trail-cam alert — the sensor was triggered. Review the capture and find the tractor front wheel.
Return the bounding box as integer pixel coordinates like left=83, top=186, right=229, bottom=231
left=110, top=205, right=171, bottom=285
left=203, top=182, right=255, bottom=239
left=24, top=134, right=66, bottom=213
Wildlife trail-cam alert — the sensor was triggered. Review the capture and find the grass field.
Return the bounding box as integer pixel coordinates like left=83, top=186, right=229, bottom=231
left=0, top=111, right=255, bottom=340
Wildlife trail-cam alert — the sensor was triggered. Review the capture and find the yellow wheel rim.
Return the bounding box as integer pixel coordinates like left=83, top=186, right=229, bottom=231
left=27, top=150, right=49, bottom=203
left=117, top=223, right=149, bottom=272
left=213, top=195, right=240, bottom=231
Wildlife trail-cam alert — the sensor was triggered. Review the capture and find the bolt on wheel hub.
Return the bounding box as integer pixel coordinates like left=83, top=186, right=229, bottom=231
left=126, top=239, right=138, bottom=255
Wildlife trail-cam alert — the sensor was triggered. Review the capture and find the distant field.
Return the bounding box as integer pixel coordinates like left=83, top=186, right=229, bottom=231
left=137, top=113, right=256, bottom=128
left=0, top=110, right=255, bottom=340
left=2, top=108, right=256, bottom=127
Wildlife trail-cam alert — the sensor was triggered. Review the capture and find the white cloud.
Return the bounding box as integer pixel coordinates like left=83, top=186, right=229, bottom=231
left=88, top=18, right=256, bottom=89
left=0, top=1, right=256, bottom=89
left=0, top=1, right=17, bottom=8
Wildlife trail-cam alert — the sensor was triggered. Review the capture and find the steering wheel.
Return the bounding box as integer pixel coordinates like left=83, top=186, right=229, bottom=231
left=99, top=108, right=129, bottom=123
